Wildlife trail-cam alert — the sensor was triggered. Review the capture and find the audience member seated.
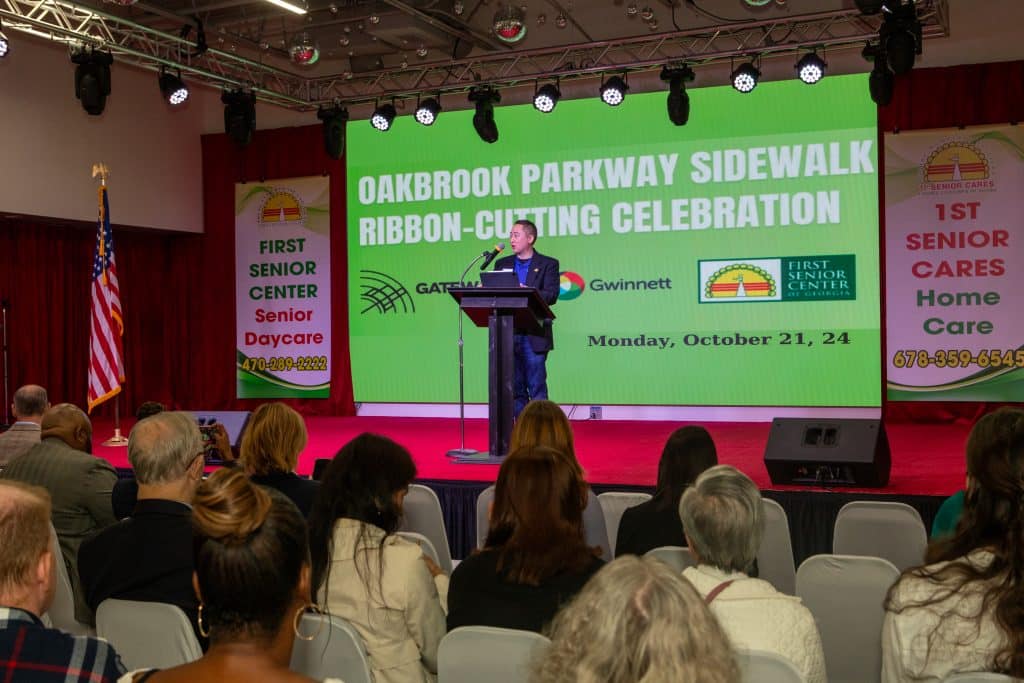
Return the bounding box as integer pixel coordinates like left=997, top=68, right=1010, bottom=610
left=0, top=481, right=126, bottom=682
left=78, top=412, right=207, bottom=646
left=0, top=385, right=49, bottom=468
left=510, top=399, right=610, bottom=556
left=533, top=555, right=739, bottom=683
left=119, top=467, right=334, bottom=683
left=0, top=403, right=116, bottom=625
left=308, top=433, right=446, bottom=683
left=241, top=403, right=319, bottom=518
left=616, top=425, right=717, bottom=557
left=883, top=407, right=1024, bottom=682
left=448, top=445, right=603, bottom=634
left=680, top=465, right=826, bottom=683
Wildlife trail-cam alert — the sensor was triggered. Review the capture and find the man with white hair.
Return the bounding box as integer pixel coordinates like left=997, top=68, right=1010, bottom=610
left=0, top=481, right=125, bottom=681
left=78, top=411, right=206, bottom=644
left=0, top=385, right=49, bottom=467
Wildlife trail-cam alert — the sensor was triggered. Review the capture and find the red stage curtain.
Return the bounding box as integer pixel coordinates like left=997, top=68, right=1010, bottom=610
left=881, top=60, right=1024, bottom=423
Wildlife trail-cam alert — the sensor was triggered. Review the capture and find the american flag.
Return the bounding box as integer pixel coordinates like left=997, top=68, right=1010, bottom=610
left=87, top=185, right=125, bottom=413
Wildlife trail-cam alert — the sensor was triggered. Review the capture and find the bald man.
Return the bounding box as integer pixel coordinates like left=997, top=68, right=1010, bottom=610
left=0, top=404, right=117, bottom=625
left=0, top=384, right=49, bottom=467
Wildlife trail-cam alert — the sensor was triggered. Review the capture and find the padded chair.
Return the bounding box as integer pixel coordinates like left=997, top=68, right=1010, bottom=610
left=757, top=498, right=797, bottom=595
left=396, top=531, right=442, bottom=568
left=736, top=648, right=806, bottom=683
left=597, top=491, right=652, bottom=556
left=833, top=501, right=928, bottom=572
left=796, top=554, right=900, bottom=683
left=644, top=546, right=697, bottom=572
left=290, top=612, right=373, bottom=683
left=439, top=626, right=550, bottom=683
left=943, top=674, right=1018, bottom=682
left=399, top=484, right=453, bottom=573
left=44, top=524, right=94, bottom=637
left=96, top=599, right=202, bottom=671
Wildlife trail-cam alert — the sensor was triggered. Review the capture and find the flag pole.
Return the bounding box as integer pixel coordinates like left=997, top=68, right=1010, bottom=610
left=92, top=162, right=128, bottom=447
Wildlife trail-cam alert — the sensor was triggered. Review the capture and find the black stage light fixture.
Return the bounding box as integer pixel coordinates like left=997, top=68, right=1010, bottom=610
left=222, top=89, right=256, bottom=146
left=0, top=19, right=9, bottom=59
left=533, top=82, right=561, bottom=113
left=72, top=48, right=114, bottom=116
left=468, top=87, right=501, bottom=144
left=158, top=68, right=189, bottom=105
left=370, top=102, right=396, bottom=131
left=661, top=64, right=695, bottom=126
left=731, top=61, right=760, bottom=93
left=854, top=0, right=886, bottom=14
left=599, top=74, right=628, bottom=106
left=869, top=58, right=895, bottom=106
left=318, top=105, right=348, bottom=160
left=415, top=96, right=441, bottom=126
left=880, top=3, right=922, bottom=76
left=795, top=52, right=826, bottom=85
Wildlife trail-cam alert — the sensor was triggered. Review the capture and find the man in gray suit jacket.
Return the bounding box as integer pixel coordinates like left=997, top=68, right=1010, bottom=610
left=0, top=384, right=49, bottom=468
left=0, top=403, right=117, bottom=625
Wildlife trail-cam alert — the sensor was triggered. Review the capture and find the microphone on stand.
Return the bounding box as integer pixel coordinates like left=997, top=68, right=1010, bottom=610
left=479, top=243, right=505, bottom=270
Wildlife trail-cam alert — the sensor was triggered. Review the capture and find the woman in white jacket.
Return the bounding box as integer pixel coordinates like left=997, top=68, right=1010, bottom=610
left=308, top=434, right=447, bottom=683
left=882, top=407, right=1024, bottom=682
left=678, top=465, right=826, bottom=683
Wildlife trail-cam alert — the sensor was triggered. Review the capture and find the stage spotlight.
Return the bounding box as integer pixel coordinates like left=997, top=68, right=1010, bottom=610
left=533, top=83, right=561, bottom=113
left=415, top=96, right=441, bottom=126
left=370, top=102, right=396, bottom=131
left=731, top=61, right=760, bottom=93
left=71, top=48, right=114, bottom=116
left=795, top=52, right=826, bottom=84
left=0, top=19, right=9, bottom=58
left=468, top=87, right=501, bottom=144
left=318, top=105, right=348, bottom=160
left=599, top=75, right=628, bottom=106
left=869, top=58, right=894, bottom=106
left=854, top=0, right=886, bottom=14
left=158, top=69, right=189, bottom=105
left=880, top=4, right=921, bottom=76
left=660, top=65, right=695, bottom=126
left=222, top=89, right=256, bottom=146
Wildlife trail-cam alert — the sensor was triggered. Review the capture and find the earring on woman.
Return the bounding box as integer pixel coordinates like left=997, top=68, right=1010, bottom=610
left=293, top=603, right=325, bottom=641
left=197, top=603, right=211, bottom=638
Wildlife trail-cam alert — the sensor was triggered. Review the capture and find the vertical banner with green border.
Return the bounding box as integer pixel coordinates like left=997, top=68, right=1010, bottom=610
left=235, top=176, right=331, bottom=398
left=348, top=74, right=881, bottom=407
left=886, top=125, right=1024, bottom=401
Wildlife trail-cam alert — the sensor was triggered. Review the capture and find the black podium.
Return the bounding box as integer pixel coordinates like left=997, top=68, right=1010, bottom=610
left=448, top=287, right=555, bottom=462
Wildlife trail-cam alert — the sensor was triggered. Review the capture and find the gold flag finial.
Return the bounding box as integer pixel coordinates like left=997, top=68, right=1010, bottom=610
left=91, top=163, right=109, bottom=185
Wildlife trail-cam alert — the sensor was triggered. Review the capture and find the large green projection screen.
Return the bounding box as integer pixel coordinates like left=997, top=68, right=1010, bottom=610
left=348, top=74, right=881, bottom=407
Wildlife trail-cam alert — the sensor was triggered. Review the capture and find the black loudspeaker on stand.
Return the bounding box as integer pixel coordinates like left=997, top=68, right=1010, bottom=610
left=763, top=418, right=891, bottom=487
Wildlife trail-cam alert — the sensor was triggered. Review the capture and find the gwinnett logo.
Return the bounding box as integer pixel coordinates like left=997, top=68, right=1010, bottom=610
left=359, top=270, right=416, bottom=315
left=559, top=272, right=586, bottom=300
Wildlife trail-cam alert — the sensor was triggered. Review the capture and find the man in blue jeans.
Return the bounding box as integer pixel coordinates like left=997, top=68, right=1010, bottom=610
left=492, top=219, right=560, bottom=417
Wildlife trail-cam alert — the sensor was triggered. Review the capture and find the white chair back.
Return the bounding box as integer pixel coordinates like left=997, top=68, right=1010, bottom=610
left=290, top=612, right=373, bottom=683
left=833, top=501, right=928, bottom=571
left=396, top=531, right=442, bottom=567
left=44, top=524, right=93, bottom=636
left=737, top=648, right=806, bottom=683
left=796, top=553, right=900, bottom=683
left=439, top=626, right=550, bottom=683
left=943, top=674, right=1018, bottom=682
left=758, top=498, right=797, bottom=595
left=597, top=491, right=652, bottom=556
left=644, top=545, right=697, bottom=572
left=399, top=484, right=453, bottom=572
left=476, top=486, right=494, bottom=549
left=95, top=599, right=202, bottom=670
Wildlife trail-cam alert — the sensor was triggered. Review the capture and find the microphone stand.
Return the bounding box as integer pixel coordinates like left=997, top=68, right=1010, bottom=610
left=446, top=252, right=488, bottom=458
left=1, top=299, right=9, bottom=428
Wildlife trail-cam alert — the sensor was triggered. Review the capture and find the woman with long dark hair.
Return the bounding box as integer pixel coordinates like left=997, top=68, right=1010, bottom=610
left=307, top=433, right=446, bottom=683
left=616, top=425, right=718, bottom=556
left=447, top=445, right=603, bottom=633
left=883, top=407, right=1024, bottom=681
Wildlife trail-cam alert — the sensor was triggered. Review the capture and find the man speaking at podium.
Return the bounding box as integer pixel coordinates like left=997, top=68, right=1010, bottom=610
left=492, top=219, right=560, bottom=417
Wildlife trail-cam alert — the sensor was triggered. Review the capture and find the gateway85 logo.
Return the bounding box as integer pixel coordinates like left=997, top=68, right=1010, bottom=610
left=699, top=256, right=856, bottom=303
left=359, top=270, right=416, bottom=315
left=559, top=272, right=586, bottom=300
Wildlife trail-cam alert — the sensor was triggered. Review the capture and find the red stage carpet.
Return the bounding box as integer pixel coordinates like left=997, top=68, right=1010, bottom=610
left=92, top=416, right=969, bottom=497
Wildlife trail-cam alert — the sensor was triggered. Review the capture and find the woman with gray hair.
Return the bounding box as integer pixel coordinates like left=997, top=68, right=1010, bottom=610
left=532, top=555, right=739, bottom=683
left=679, top=464, right=826, bottom=683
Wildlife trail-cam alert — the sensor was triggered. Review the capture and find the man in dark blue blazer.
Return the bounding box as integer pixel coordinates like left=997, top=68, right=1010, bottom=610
left=492, top=219, right=560, bottom=416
